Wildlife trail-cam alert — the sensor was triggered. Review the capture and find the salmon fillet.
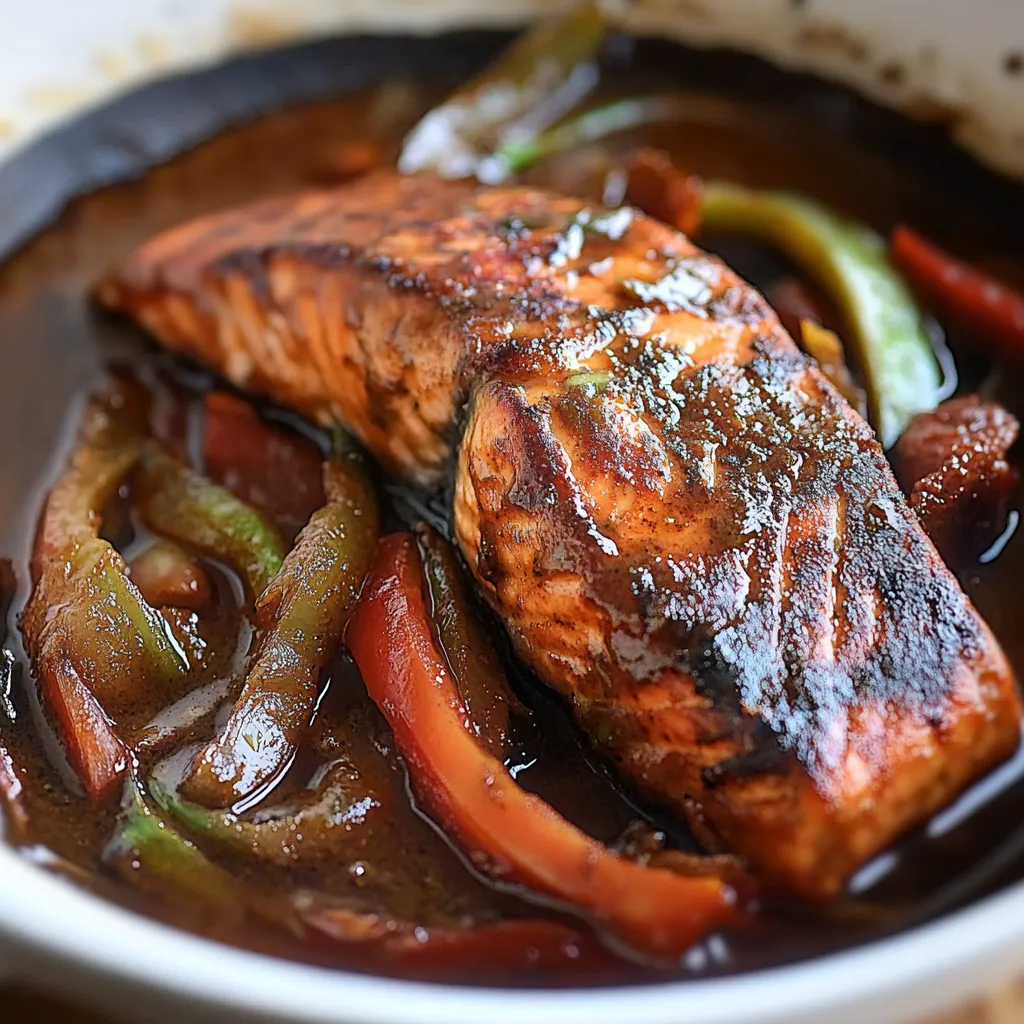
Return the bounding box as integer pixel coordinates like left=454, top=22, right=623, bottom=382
left=98, top=171, right=1022, bottom=899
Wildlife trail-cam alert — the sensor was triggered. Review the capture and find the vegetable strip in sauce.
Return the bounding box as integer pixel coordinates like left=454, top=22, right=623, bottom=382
left=700, top=182, right=942, bottom=448
left=110, top=777, right=254, bottom=917
left=417, top=527, right=524, bottom=761
left=183, top=453, right=379, bottom=807
left=203, top=391, right=325, bottom=540
left=347, top=533, right=745, bottom=961
left=301, top=906, right=616, bottom=977
left=399, top=2, right=607, bottom=181
left=492, top=94, right=737, bottom=180
left=21, top=385, right=190, bottom=797
left=150, top=764, right=379, bottom=866
left=892, top=225, right=1024, bottom=363
left=128, top=780, right=610, bottom=975
left=136, top=449, right=286, bottom=604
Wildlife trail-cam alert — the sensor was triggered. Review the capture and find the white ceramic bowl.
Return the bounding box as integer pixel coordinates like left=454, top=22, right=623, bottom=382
left=2, top=3, right=1024, bottom=1021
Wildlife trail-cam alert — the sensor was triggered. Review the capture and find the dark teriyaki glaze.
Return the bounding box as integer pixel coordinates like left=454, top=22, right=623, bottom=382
left=0, top=38, right=1023, bottom=985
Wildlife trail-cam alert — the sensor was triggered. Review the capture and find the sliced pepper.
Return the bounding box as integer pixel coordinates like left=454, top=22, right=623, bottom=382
left=892, top=225, right=1024, bottom=362
left=347, top=533, right=743, bottom=961
left=124, top=778, right=611, bottom=976
left=301, top=905, right=617, bottom=977
left=493, top=94, right=735, bottom=180
left=399, top=3, right=607, bottom=181
left=203, top=392, right=325, bottom=541
left=21, top=385, right=189, bottom=797
left=701, top=182, right=943, bottom=448
left=150, top=761, right=381, bottom=866
left=767, top=277, right=826, bottom=343
left=417, top=527, right=525, bottom=761
left=622, top=147, right=703, bottom=237
left=110, top=776, right=249, bottom=917
left=800, top=319, right=869, bottom=417
left=131, top=677, right=235, bottom=760
left=182, top=454, right=379, bottom=807
left=135, top=448, right=286, bottom=605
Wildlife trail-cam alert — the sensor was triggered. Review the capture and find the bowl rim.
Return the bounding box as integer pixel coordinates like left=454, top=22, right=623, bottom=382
left=2, top=843, right=1024, bottom=1024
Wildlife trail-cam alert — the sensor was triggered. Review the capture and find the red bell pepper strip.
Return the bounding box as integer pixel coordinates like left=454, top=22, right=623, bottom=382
left=347, top=533, right=744, bottom=961
left=48, top=657, right=130, bottom=800
left=301, top=905, right=617, bottom=977
left=892, top=225, right=1024, bottom=360
left=623, top=148, right=703, bottom=238
left=204, top=392, right=325, bottom=541
left=768, top=277, right=826, bottom=343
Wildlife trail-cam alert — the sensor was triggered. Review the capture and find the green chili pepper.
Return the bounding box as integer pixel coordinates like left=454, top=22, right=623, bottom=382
left=399, top=2, right=607, bottom=182
left=136, top=449, right=286, bottom=604
left=417, top=527, right=524, bottom=761
left=492, top=93, right=736, bottom=178
left=21, top=386, right=190, bottom=796
left=182, top=452, right=380, bottom=807
left=700, top=182, right=943, bottom=448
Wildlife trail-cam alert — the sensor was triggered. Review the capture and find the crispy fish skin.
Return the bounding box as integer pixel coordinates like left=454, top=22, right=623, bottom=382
left=99, top=171, right=1022, bottom=898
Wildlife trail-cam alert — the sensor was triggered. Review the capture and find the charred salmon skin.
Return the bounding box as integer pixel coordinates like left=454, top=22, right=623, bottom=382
left=98, top=171, right=1022, bottom=899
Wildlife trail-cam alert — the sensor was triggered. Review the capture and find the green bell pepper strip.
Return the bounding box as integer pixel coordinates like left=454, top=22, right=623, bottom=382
left=21, top=385, right=190, bottom=798
left=110, top=776, right=303, bottom=931
left=181, top=452, right=380, bottom=808
left=135, top=449, right=286, bottom=604
left=149, top=764, right=379, bottom=867
left=399, top=2, right=607, bottom=182
left=123, top=778, right=610, bottom=974
left=700, top=182, right=943, bottom=449
left=113, top=777, right=244, bottom=912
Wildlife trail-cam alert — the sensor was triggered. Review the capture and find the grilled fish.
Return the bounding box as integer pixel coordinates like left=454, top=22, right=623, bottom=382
left=98, top=171, right=1022, bottom=898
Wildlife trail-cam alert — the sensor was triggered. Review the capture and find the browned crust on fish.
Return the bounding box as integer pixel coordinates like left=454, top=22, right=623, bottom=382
left=99, top=171, right=1022, bottom=898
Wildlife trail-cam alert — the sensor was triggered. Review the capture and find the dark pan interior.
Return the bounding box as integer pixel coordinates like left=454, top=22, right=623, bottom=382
left=4, top=30, right=1024, bottom=264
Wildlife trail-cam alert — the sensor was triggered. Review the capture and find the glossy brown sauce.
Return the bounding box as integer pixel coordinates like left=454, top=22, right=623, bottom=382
left=1, top=39, right=1024, bottom=985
